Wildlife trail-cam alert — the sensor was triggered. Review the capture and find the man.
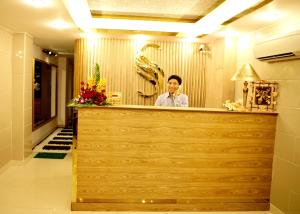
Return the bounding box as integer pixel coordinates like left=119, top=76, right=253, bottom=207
left=155, top=75, right=188, bottom=107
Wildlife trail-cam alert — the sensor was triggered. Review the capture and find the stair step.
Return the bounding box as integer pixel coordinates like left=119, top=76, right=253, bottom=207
left=43, top=145, right=71, bottom=150
left=53, top=136, right=73, bottom=140
left=49, top=140, right=72, bottom=145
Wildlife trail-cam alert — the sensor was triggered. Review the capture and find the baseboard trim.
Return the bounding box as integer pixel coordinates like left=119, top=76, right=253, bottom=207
left=0, top=152, right=38, bottom=175
left=270, top=203, right=285, bottom=214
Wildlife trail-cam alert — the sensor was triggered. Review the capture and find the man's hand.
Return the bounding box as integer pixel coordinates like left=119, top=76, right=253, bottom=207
left=174, top=89, right=180, bottom=96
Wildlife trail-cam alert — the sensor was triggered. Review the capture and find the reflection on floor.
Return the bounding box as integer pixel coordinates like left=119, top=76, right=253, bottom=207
left=0, top=151, right=273, bottom=214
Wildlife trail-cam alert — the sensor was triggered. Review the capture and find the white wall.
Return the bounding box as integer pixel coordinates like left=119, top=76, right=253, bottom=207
left=0, top=26, right=13, bottom=168
left=235, top=21, right=300, bottom=214
left=205, top=37, right=236, bottom=108
left=11, top=33, right=33, bottom=160
left=32, top=119, right=57, bottom=146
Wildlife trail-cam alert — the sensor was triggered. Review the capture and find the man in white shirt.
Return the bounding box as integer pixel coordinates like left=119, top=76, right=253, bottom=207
left=155, top=75, right=188, bottom=107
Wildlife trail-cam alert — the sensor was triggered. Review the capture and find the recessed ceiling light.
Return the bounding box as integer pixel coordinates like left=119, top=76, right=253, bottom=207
left=48, top=19, right=72, bottom=30
left=42, top=49, right=58, bottom=56
left=23, top=0, right=53, bottom=8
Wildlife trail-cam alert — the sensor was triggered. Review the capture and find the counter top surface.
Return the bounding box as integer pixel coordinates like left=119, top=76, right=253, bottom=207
left=78, top=105, right=278, bottom=115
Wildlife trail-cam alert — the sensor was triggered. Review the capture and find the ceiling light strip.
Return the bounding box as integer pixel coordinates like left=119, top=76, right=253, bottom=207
left=62, top=0, right=92, bottom=32
left=91, top=12, right=199, bottom=23
left=63, top=0, right=272, bottom=37
left=184, top=0, right=265, bottom=36
left=91, top=18, right=193, bottom=32
left=222, top=0, right=274, bottom=25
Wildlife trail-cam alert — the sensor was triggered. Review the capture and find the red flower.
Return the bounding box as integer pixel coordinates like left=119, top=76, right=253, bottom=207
left=75, top=83, right=108, bottom=106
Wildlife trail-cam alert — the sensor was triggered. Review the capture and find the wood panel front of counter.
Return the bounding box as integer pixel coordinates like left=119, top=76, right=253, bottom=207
left=72, top=106, right=277, bottom=211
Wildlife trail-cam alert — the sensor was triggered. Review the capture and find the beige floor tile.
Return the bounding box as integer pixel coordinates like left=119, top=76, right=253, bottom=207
left=0, top=152, right=272, bottom=214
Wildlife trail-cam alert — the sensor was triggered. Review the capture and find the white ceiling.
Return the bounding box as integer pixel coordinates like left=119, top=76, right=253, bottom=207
left=88, top=0, right=221, bottom=19
left=0, top=0, right=80, bottom=53
left=227, top=0, right=300, bottom=33
left=0, top=0, right=300, bottom=53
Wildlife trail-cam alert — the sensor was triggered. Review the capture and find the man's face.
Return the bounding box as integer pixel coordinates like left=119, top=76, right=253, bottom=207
left=168, top=79, right=179, bottom=94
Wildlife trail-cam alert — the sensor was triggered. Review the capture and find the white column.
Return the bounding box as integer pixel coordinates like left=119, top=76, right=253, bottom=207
left=57, top=57, right=67, bottom=127
left=11, top=33, right=33, bottom=160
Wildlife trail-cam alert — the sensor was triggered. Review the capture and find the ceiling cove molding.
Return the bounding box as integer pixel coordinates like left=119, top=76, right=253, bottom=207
left=64, top=0, right=273, bottom=37
left=222, top=0, right=274, bottom=25
left=90, top=0, right=226, bottom=23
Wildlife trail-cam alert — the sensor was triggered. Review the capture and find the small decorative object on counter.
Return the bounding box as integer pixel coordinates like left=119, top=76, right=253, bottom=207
left=223, top=100, right=242, bottom=111
left=249, top=80, right=279, bottom=111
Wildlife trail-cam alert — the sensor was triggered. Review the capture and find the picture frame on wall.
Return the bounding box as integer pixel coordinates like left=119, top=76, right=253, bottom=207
left=250, top=81, right=279, bottom=111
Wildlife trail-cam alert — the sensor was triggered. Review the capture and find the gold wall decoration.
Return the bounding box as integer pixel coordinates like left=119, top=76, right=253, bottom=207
left=135, top=43, right=164, bottom=97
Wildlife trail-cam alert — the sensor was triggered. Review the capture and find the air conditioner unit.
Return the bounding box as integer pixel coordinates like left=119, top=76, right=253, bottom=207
left=254, top=32, right=300, bottom=62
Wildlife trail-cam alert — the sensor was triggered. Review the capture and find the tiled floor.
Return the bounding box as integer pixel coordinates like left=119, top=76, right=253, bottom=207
left=0, top=154, right=273, bottom=214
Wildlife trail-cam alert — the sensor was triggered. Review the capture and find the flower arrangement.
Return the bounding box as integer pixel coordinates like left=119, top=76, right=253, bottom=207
left=223, top=100, right=242, bottom=111
left=70, top=63, right=109, bottom=106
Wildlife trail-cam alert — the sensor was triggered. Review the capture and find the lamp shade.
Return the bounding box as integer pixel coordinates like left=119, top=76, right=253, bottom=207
left=231, top=64, right=261, bottom=81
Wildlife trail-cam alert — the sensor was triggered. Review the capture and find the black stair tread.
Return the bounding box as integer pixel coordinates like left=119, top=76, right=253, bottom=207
left=43, top=145, right=71, bottom=150
left=53, top=136, right=73, bottom=140
left=49, top=141, right=72, bottom=145
left=61, top=130, right=73, bottom=133
left=57, top=133, right=73, bottom=136
left=53, top=138, right=72, bottom=141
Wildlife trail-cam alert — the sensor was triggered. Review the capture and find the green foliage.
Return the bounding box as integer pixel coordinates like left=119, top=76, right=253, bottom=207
left=94, top=63, right=100, bottom=86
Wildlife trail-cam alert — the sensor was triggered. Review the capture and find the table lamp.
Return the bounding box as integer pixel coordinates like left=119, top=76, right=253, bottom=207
left=231, top=64, right=260, bottom=107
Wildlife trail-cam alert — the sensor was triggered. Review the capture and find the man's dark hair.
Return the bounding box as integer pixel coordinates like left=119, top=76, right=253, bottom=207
left=168, top=75, right=182, bottom=85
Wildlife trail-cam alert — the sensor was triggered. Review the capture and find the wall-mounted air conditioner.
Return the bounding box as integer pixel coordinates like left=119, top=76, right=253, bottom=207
left=254, top=32, right=300, bottom=62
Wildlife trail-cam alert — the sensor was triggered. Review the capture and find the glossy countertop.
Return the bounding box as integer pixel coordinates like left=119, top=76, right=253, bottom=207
left=78, top=104, right=278, bottom=115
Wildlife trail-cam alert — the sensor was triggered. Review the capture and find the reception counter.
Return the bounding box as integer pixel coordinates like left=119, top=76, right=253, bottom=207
left=72, top=105, right=277, bottom=211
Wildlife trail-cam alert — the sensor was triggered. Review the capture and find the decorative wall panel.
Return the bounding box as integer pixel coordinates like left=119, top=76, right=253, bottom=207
left=74, top=38, right=207, bottom=107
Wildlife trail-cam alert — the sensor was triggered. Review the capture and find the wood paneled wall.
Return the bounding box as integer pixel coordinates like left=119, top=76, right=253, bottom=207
left=72, top=106, right=277, bottom=211
left=74, top=38, right=207, bottom=107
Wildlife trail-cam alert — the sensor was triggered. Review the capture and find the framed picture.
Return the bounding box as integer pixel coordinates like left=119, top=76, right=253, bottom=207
left=250, top=81, right=279, bottom=111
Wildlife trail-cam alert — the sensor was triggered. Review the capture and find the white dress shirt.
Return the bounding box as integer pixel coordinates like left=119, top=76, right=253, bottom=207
left=155, top=92, right=188, bottom=107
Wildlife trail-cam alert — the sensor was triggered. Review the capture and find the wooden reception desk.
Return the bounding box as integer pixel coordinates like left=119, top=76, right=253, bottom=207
left=71, top=105, right=277, bottom=211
